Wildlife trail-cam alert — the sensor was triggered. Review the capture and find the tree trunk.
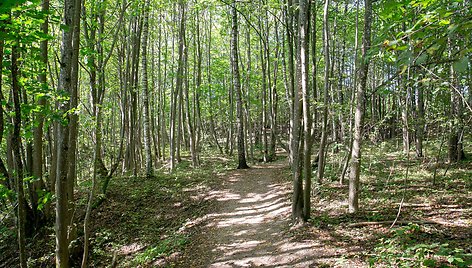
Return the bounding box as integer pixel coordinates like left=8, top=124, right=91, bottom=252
left=170, top=1, right=186, bottom=171
left=284, top=0, right=296, bottom=167
left=11, top=37, right=28, bottom=268
left=31, top=0, right=49, bottom=222
left=300, top=0, right=312, bottom=221
left=448, top=40, right=465, bottom=162
left=317, top=0, right=330, bottom=184
left=184, top=39, right=198, bottom=167
left=141, top=0, right=153, bottom=177
left=270, top=19, right=280, bottom=162
left=245, top=25, right=255, bottom=163
left=349, top=0, right=372, bottom=214
left=291, top=0, right=305, bottom=222
left=55, top=0, right=80, bottom=266
left=401, top=77, right=410, bottom=154
left=259, top=19, right=269, bottom=162
left=231, top=0, right=249, bottom=169
left=340, top=0, right=360, bottom=185
left=0, top=21, right=12, bottom=192
left=414, top=82, right=425, bottom=157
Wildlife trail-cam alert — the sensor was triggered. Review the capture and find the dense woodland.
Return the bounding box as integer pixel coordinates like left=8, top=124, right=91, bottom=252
left=0, top=0, right=471, bottom=267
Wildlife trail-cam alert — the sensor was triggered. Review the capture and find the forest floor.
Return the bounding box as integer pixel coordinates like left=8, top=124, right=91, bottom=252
left=171, top=142, right=472, bottom=268
left=175, top=156, right=365, bottom=267
left=1, top=141, right=472, bottom=267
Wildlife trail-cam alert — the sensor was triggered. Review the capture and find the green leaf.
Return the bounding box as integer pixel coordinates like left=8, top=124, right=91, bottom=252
left=453, top=56, right=469, bottom=74
left=423, top=259, right=436, bottom=267
left=415, top=53, right=428, bottom=65
left=59, top=24, right=70, bottom=32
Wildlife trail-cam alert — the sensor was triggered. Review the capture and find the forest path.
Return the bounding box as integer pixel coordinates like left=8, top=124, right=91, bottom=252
left=178, top=157, right=325, bottom=267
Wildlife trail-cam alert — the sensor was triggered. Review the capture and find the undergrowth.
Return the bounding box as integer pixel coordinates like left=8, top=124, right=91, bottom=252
left=307, top=138, right=472, bottom=267
left=370, top=223, right=472, bottom=267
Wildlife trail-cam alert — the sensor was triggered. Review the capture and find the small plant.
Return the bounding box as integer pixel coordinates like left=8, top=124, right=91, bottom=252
left=133, top=234, right=188, bottom=265
left=370, top=223, right=472, bottom=267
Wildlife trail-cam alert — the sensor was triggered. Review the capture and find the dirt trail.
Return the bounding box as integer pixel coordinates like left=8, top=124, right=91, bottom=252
left=178, top=159, right=329, bottom=267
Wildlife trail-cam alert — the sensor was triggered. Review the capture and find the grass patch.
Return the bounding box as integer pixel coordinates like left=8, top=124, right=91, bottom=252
left=304, top=138, right=472, bottom=266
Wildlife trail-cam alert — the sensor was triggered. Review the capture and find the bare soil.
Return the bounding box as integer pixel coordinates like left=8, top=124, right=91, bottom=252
left=176, top=158, right=364, bottom=267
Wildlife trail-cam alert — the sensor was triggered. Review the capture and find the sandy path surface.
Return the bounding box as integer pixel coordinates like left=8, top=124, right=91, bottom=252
left=178, top=159, right=331, bottom=267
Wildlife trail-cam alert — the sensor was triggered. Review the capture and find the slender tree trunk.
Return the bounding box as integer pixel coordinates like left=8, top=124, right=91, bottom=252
left=55, top=0, right=79, bottom=266
left=160, top=24, right=167, bottom=162
left=31, top=0, right=49, bottom=221
left=401, top=70, right=411, bottom=154
left=141, top=1, right=153, bottom=177
left=177, top=86, right=183, bottom=162
left=66, top=0, right=81, bottom=249
left=227, top=76, right=234, bottom=156
left=349, top=0, right=372, bottom=214
left=245, top=25, right=255, bottom=163
left=0, top=22, right=11, bottom=191
left=301, top=0, right=312, bottom=221
left=292, top=0, right=305, bottom=222
left=414, top=82, right=425, bottom=157
left=231, top=0, right=249, bottom=169
left=150, top=39, right=160, bottom=165
left=259, top=19, right=269, bottom=162
left=341, top=0, right=360, bottom=185
left=170, top=1, right=186, bottom=171
left=310, top=1, right=318, bottom=140
left=317, top=0, right=330, bottom=184
left=194, top=10, right=203, bottom=165
left=285, top=0, right=296, bottom=166
left=337, top=2, right=348, bottom=142
left=270, top=19, right=280, bottom=162
left=447, top=39, right=466, bottom=162
left=184, top=44, right=198, bottom=167
left=11, top=38, right=28, bottom=268
left=206, top=13, right=223, bottom=154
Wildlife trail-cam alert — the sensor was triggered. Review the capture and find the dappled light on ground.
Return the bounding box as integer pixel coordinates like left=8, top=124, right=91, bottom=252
left=185, top=160, right=365, bottom=267
left=177, top=149, right=471, bottom=267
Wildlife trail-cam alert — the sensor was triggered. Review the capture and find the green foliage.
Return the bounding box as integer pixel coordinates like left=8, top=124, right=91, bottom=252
left=0, top=180, right=14, bottom=201
left=132, top=234, right=188, bottom=265
left=36, top=189, right=52, bottom=211
left=370, top=224, right=472, bottom=267
left=376, top=0, right=471, bottom=76
left=0, top=225, right=15, bottom=243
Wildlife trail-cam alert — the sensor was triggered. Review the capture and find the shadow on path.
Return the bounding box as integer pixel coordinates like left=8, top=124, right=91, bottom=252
left=177, top=159, right=362, bottom=267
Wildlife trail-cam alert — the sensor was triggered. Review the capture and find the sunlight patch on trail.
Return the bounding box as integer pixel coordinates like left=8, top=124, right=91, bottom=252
left=185, top=160, right=368, bottom=268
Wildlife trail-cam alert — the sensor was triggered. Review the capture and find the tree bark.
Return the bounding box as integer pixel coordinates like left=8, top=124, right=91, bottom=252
left=55, top=0, right=79, bottom=265
left=291, top=0, right=305, bottom=222
left=414, top=81, right=425, bottom=157
left=284, top=0, right=296, bottom=167
left=349, top=0, right=372, bottom=214
left=170, top=1, right=186, bottom=171
left=231, top=0, right=249, bottom=169
left=300, top=0, right=312, bottom=221
left=0, top=14, right=13, bottom=201
left=317, top=0, right=330, bottom=184
left=31, top=0, right=50, bottom=222
left=11, top=37, right=28, bottom=268
left=141, top=0, right=153, bottom=177
left=341, top=0, right=359, bottom=185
